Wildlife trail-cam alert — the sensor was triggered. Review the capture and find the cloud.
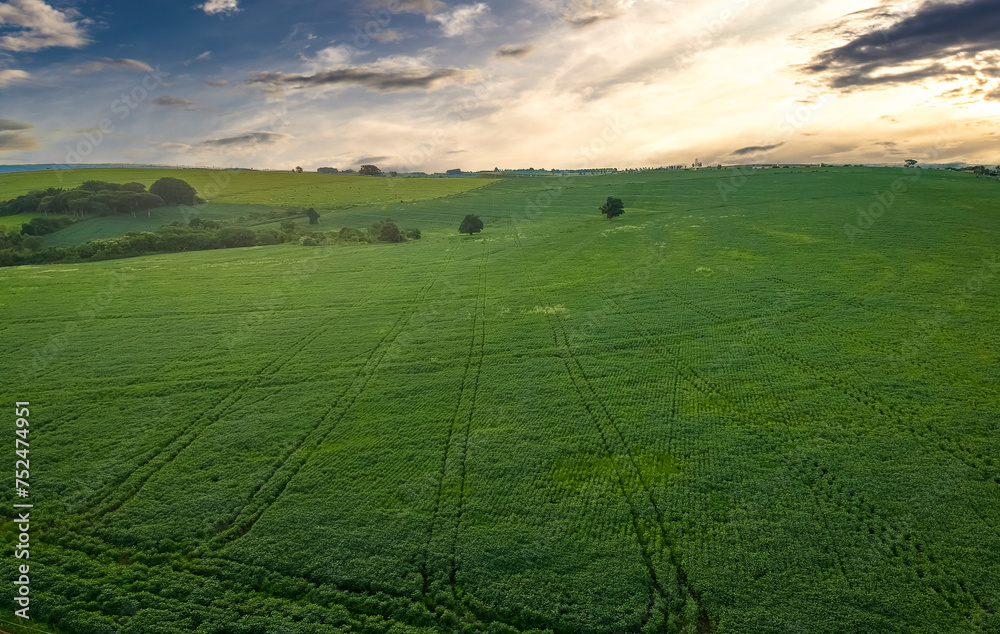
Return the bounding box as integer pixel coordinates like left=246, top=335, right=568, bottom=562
left=367, top=0, right=445, bottom=15
left=196, top=0, right=239, bottom=16
left=803, top=0, right=1000, bottom=90
left=198, top=132, right=289, bottom=148
left=248, top=66, right=482, bottom=93
left=205, top=79, right=228, bottom=86
left=731, top=143, right=784, bottom=156
left=196, top=51, right=211, bottom=60
left=151, top=141, right=194, bottom=151
left=427, top=3, right=490, bottom=37
left=0, top=118, right=31, bottom=131
left=0, top=130, right=38, bottom=150
left=495, top=44, right=534, bottom=59
left=0, top=0, right=89, bottom=51
left=151, top=95, right=199, bottom=108
left=0, top=68, right=29, bottom=86
left=69, top=57, right=153, bottom=74
left=561, top=0, right=623, bottom=28
left=372, top=29, right=408, bottom=43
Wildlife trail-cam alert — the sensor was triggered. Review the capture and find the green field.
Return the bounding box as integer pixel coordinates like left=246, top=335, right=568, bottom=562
left=1, top=167, right=999, bottom=633
left=0, top=214, right=39, bottom=233
left=1, top=168, right=494, bottom=248
left=0, top=168, right=492, bottom=209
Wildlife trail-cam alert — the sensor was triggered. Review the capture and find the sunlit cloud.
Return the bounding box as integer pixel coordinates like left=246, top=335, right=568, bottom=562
left=69, top=57, right=153, bottom=74
left=0, top=68, right=29, bottom=86
left=0, top=0, right=90, bottom=52
left=196, top=0, right=239, bottom=16
left=427, top=3, right=491, bottom=37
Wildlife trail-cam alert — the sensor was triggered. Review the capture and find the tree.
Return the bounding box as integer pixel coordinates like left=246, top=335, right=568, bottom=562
left=459, top=214, right=484, bottom=235
left=150, top=177, right=200, bottom=205
left=600, top=197, right=624, bottom=220
left=294, top=166, right=303, bottom=173
left=306, top=207, right=319, bottom=225
left=379, top=221, right=403, bottom=243
left=359, top=164, right=382, bottom=176
left=905, top=159, right=918, bottom=168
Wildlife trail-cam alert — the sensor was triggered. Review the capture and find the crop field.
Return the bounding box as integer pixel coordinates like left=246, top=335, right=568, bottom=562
left=0, top=168, right=492, bottom=210
left=1, top=167, right=998, bottom=633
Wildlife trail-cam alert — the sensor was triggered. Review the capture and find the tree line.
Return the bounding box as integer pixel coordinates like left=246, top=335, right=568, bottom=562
left=0, top=215, right=420, bottom=267
left=0, top=177, right=203, bottom=221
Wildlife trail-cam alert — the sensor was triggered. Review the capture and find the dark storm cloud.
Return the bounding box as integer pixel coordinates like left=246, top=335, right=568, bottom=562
left=494, top=44, right=534, bottom=59
left=151, top=96, right=198, bottom=108
left=0, top=119, right=32, bottom=131
left=199, top=132, right=288, bottom=147
left=247, top=67, right=478, bottom=92
left=0, top=131, right=39, bottom=150
left=732, top=143, right=784, bottom=156
left=805, top=0, right=1000, bottom=89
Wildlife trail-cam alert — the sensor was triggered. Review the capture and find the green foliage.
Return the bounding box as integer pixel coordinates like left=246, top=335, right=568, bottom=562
left=306, top=207, right=320, bottom=225
left=599, top=196, right=624, bottom=220
left=3, top=168, right=999, bottom=633
left=459, top=214, right=484, bottom=234
left=149, top=177, right=201, bottom=206
left=368, top=218, right=406, bottom=243
left=20, top=215, right=74, bottom=236
left=359, top=164, right=382, bottom=176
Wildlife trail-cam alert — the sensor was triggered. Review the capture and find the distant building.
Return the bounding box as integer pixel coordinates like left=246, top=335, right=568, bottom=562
left=317, top=167, right=338, bottom=174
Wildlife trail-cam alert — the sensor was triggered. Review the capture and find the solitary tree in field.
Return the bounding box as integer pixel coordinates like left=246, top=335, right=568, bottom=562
left=600, top=197, right=624, bottom=220
left=150, top=177, right=200, bottom=205
left=306, top=207, right=319, bottom=225
left=359, top=164, right=382, bottom=176
left=905, top=159, right=918, bottom=168
left=294, top=166, right=303, bottom=173
left=459, top=214, right=484, bottom=235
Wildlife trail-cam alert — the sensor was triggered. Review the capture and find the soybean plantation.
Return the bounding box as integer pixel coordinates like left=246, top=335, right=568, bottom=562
left=1, top=167, right=998, bottom=633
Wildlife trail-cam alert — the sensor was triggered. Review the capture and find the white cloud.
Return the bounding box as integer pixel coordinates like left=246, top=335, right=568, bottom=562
left=0, top=0, right=89, bottom=52
left=307, top=44, right=356, bottom=71
left=69, top=58, right=153, bottom=74
left=0, top=68, right=29, bottom=87
left=196, top=0, right=239, bottom=16
left=427, top=3, right=491, bottom=37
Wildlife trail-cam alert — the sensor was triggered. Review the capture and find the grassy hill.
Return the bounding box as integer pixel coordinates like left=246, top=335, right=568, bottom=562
left=1, top=167, right=998, bottom=633
left=0, top=168, right=496, bottom=248
left=0, top=168, right=493, bottom=209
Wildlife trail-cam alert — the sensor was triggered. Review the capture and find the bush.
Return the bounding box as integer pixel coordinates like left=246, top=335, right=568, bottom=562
left=216, top=226, right=257, bottom=248
left=338, top=227, right=367, bottom=242
left=379, top=221, right=404, bottom=243
left=405, top=228, right=421, bottom=240
left=459, top=214, right=484, bottom=235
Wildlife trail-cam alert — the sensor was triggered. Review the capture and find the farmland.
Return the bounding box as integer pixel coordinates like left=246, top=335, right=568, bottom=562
left=1, top=167, right=999, bottom=633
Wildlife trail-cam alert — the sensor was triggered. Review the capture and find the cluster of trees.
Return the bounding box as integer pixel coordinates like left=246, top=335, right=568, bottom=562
left=0, top=177, right=203, bottom=220
left=20, top=215, right=75, bottom=236
left=0, top=215, right=421, bottom=267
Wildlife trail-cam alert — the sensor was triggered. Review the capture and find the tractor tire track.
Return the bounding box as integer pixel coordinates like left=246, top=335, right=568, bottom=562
left=506, top=216, right=707, bottom=631
left=207, top=250, right=457, bottom=547
left=420, top=242, right=488, bottom=602
left=81, top=276, right=394, bottom=519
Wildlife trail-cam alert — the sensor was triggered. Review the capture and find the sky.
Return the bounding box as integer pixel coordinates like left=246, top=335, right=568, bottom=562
left=0, top=0, right=998, bottom=172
